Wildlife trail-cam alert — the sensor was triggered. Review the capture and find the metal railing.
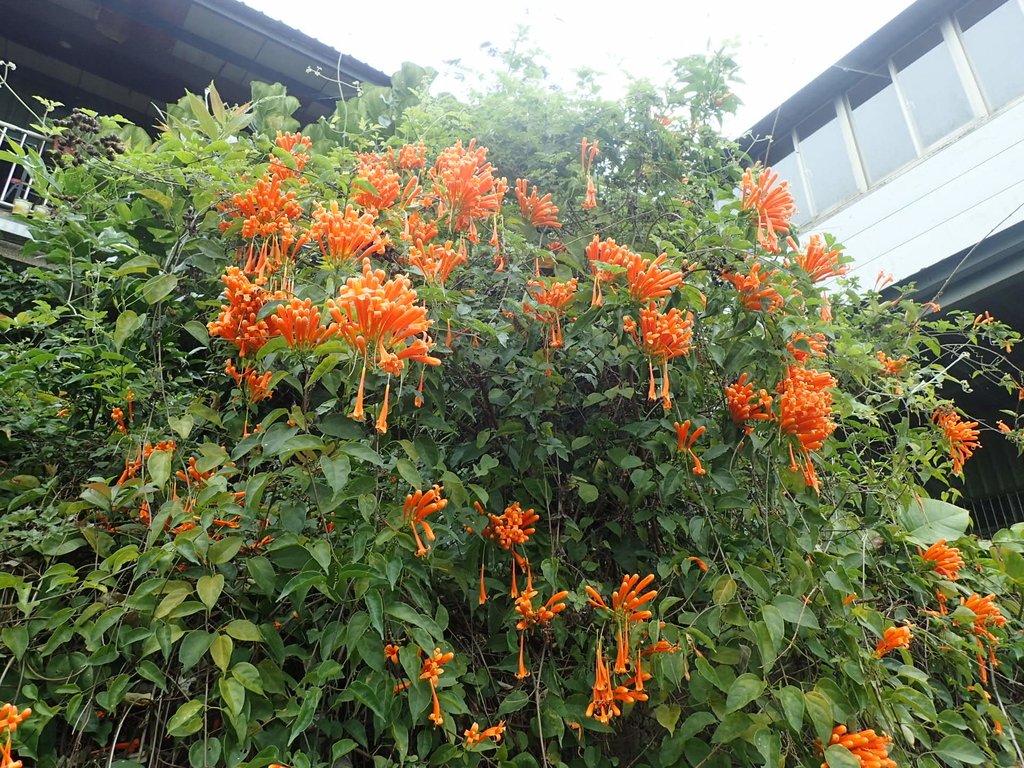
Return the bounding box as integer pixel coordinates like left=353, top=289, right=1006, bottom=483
left=0, top=119, right=48, bottom=212
left=964, top=490, right=1024, bottom=538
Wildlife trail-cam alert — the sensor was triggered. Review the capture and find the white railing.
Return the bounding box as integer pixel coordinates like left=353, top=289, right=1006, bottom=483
left=0, top=119, right=48, bottom=212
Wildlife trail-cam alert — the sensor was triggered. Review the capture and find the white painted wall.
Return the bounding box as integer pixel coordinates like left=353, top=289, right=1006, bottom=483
left=808, top=98, right=1024, bottom=285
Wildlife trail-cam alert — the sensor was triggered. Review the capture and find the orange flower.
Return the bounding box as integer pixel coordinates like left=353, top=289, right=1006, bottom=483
left=111, top=406, right=127, bottom=434
left=723, top=263, right=783, bottom=312
left=874, top=625, right=912, bottom=657
left=788, top=332, right=828, bottom=365
left=409, top=239, right=468, bottom=287
left=823, top=725, right=896, bottom=768
left=400, top=212, right=440, bottom=246
left=419, top=648, right=455, bottom=727
left=725, top=373, right=774, bottom=434
left=997, top=420, right=1011, bottom=434
left=585, top=236, right=635, bottom=306
left=403, top=485, right=447, bottom=556
left=225, top=359, right=274, bottom=403
left=353, top=152, right=406, bottom=211
left=208, top=267, right=284, bottom=357
left=176, top=456, right=215, bottom=487
left=220, top=174, right=305, bottom=281
left=786, top=234, right=846, bottom=283
left=623, top=304, right=694, bottom=408
left=581, top=137, right=600, bottom=210
left=740, top=166, right=795, bottom=254
left=394, top=142, right=427, bottom=170
left=268, top=298, right=334, bottom=350
left=624, top=253, right=683, bottom=304
left=476, top=500, right=540, bottom=598
left=0, top=703, right=30, bottom=768
left=268, top=131, right=312, bottom=180
left=310, top=201, right=391, bottom=267
left=384, top=643, right=401, bottom=665
left=586, top=574, right=657, bottom=674
left=514, top=578, right=569, bottom=632
left=525, top=278, right=578, bottom=349
left=933, top=408, right=981, bottom=475
left=874, top=270, right=895, bottom=291
left=583, top=175, right=598, bottom=209
left=586, top=638, right=620, bottom=724
left=464, top=720, right=506, bottom=749
left=515, top=179, right=561, bottom=228
left=688, top=556, right=709, bottom=573
left=430, top=140, right=508, bottom=242
left=778, top=365, right=837, bottom=493
left=876, top=352, right=907, bottom=376
left=961, top=593, right=1007, bottom=637
left=919, top=540, right=963, bottom=580
left=673, top=420, right=706, bottom=476
left=327, top=259, right=440, bottom=429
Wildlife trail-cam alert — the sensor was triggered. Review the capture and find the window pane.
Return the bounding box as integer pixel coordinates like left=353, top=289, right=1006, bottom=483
left=848, top=75, right=917, bottom=183
left=795, top=104, right=859, bottom=215
left=957, top=0, right=1024, bottom=110
left=894, top=27, right=974, bottom=147
left=770, top=152, right=811, bottom=226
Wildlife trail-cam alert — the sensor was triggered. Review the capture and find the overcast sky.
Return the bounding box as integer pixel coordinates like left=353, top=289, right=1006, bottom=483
left=240, top=0, right=917, bottom=134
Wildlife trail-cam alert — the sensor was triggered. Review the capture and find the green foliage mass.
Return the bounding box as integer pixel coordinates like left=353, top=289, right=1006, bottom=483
left=0, top=48, right=1023, bottom=768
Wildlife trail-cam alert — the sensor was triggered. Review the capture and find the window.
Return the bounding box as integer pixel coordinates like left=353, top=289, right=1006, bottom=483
left=795, top=104, right=859, bottom=215
left=848, top=75, right=917, bottom=183
left=893, top=26, right=974, bottom=147
left=957, top=0, right=1024, bottom=110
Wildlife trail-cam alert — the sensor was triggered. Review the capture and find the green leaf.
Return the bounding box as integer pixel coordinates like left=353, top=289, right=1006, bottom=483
left=497, top=690, right=530, bottom=715
left=725, top=673, right=765, bottom=713
left=196, top=574, right=224, bottom=610
left=396, top=458, right=423, bottom=488
left=898, top=497, right=970, bottom=545
left=289, top=686, right=322, bottom=744
left=712, top=575, right=737, bottom=605
left=577, top=482, right=599, bottom=503
left=225, top=619, right=262, bottom=642
left=320, top=454, right=350, bottom=496
left=209, top=537, right=243, bottom=565
left=112, top=254, right=159, bottom=276
left=113, top=310, right=145, bottom=351
left=166, top=699, right=204, bottom=737
left=179, top=630, right=214, bottom=672
left=218, top=677, right=245, bottom=716
left=1, top=626, right=29, bottom=660
left=385, top=602, right=444, bottom=641
left=168, top=414, right=195, bottom=440
left=778, top=686, right=805, bottom=732
left=210, top=634, right=233, bottom=673
left=231, top=662, right=264, bottom=695
left=804, top=690, right=834, bottom=744
left=154, top=582, right=192, bottom=619
left=147, top=449, right=171, bottom=488
left=341, top=443, right=384, bottom=466
left=655, top=703, right=681, bottom=734
left=823, top=746, right=861, bottom=768
left=934, top=734, right=986, bottom=764
left=141, top=273, right=178, bottom=304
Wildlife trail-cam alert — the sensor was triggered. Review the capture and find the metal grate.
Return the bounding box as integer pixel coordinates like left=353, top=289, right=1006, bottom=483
left=0, top=119, right=47, bottom=211
left=964, top=490, right=1024, bottom=537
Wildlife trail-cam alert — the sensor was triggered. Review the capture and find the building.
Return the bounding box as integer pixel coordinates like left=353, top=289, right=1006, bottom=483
left=743, top=0, right=1024, bottom=533
left=0, top=0, right=389, bottom=246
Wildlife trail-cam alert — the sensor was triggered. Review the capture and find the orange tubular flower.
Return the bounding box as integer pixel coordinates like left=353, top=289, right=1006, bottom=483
left=464, top=720, right=505, bottom=749
left=268, top=298, right=333, bottom=351
left=409, top=239, right=468, bottom=287
left=587, top=574, right=657, bottom=675
left=874, top=625, right=912, bottom=657
left=997, top=420, right=1012, bottom=434
left=962, top=593, right=1007, bottom=638
left=876, top=351, right=908, bottom=376
left=310, top=202, right=391, bottom=267
left=919, top=539, right=963, bottom=580
left=625, top=253, right=683, bottom=304
left=786, top=234, right=846, bottom=283
left=401, top=212, right=440, bottom=246
left=220, top=174, right=305, bottom=281
left=525, top=278, right=578, bottom=350
left=581, top=137, right=599, bottom=210
left=225, top=359, right=274, bottom=403
left=723, top=263, right=783, bottom=312
left=353, top=153, right=404, bottom=211
left=515, top=178, right=561, bottom=228
left=726, top=373, right=774, bottom=434
left=824, top=726, right=896, bottom=768
left=623, top=304, right=694, bottom=409
left=788, top=332, right=828, bottom=365
left=430, top=140, right=508, bottom=242
left=419, top=648, right=455, bottom=727
left=268, top=131, right=312, bottom=180
left=384, top=643, right=401, bottom=665
left=740, top=165, right=795, bottom=254
left=111, top=407, right=127, bottom=434
left=327, top=259, right=440, bottom=430
left=403, top=485, right=447, bottom=556
left=778, top=365, right=837, bottom=493
left=933, top=409, right=981, bottom=475
left=586, top=638, right=620, bottom=724
left=476, top=500, right=540, bottom=599
left=585, top=236, right=636, bottom=306
left=0, top=703, right=30, bottom=768
left=673, top=420, right=707, bottom=476
left=208, top=267, right=284, bottom=358
left=394, top=142, right=427, bottom=170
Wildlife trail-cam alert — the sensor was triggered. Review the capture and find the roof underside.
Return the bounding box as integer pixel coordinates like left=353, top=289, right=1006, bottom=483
left=0, top=0, right=390, bottom=128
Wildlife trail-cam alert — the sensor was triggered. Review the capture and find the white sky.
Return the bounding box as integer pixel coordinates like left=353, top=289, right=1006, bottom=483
left=241, top=0, right=917, bottom=134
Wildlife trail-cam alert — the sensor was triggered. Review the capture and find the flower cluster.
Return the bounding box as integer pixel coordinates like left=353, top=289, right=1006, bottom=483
left=430, top=139, right=507, bottom=242
left=310, top=201, right=390, bottom=267
left=778, top=365, right=837, bottom=492
left=726, top=374, right=774, bottom=434
left=419, top=648, right=455, bottom=726
left=723, top=262, right=783, bottom=312
left=874, top=625, right=912, bottom=657
left=624, top=305, right=694, bottom=408
left=787, top=234, right=846, bottom=283
left=0, top=703, right=30, bottom=768
left=403, top=485, right=446, bottom=557
left=515, top=178, right=561, bottom=228
left=208, top=268, right=283, bottom=357
left=408, top=240, right=467, bottom=287
left=740, top=165, right=795, bottom=253
left=933, top=408, right=981, bottom=474
left=823, top=725, right=896, bottom=768
left=525, top=278, right=578, bottom=351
